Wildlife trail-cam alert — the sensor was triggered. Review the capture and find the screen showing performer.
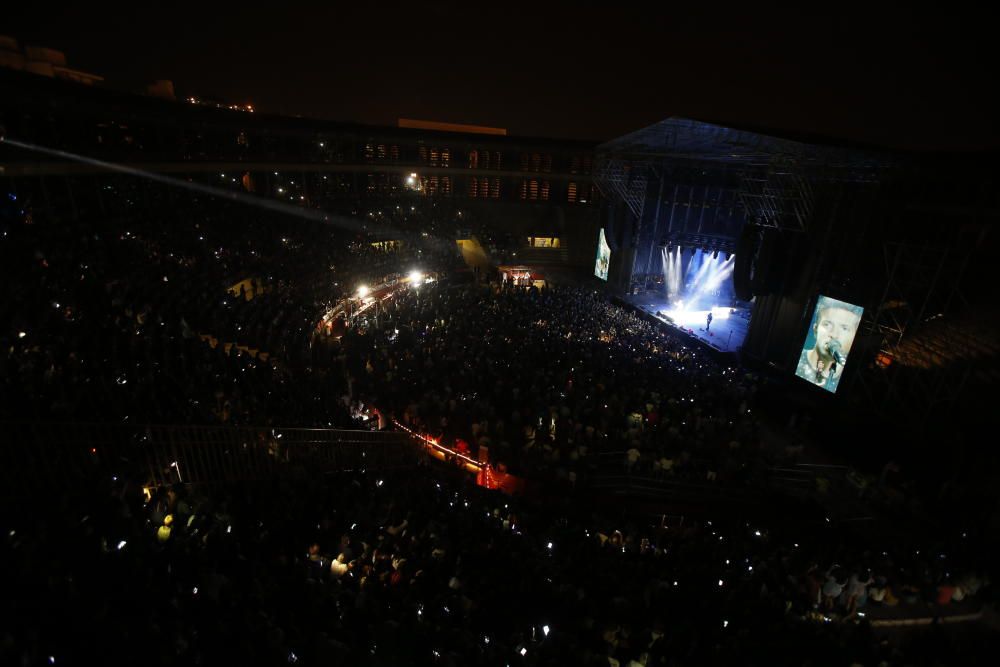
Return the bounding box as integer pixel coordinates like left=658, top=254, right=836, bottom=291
left=795, top=295, right=864, bottom=393
left=594, top=228, right=611, bottom=281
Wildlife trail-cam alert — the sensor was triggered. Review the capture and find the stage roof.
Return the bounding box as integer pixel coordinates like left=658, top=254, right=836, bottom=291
left=597, top=117, right=891, bottom=171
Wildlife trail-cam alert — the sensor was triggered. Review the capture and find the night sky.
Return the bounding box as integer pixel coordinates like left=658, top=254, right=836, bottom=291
left=6, top=4, right=997, bottom=150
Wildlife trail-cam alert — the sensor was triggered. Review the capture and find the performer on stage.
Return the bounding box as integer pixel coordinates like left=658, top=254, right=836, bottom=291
left=706, top=311, right=713, bottom=331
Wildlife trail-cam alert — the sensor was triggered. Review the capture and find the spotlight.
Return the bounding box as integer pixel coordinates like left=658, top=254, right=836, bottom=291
left=357, top=285, right=369, bottom=298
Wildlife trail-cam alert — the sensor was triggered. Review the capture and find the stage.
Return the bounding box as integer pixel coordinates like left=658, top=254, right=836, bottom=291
left=624, top=291, right=751, bottom=354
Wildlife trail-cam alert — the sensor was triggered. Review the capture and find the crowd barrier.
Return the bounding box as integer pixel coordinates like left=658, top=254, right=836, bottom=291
left=0, top=422, right=417, bottom=496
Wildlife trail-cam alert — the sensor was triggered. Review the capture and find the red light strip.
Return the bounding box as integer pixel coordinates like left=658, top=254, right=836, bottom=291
left=393, top=419, right=483, bottom=469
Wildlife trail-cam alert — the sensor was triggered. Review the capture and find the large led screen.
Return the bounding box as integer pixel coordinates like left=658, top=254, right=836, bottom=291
left=794, top=295, right=864, bottom=393
left=594, top=228, right=611, bottom=281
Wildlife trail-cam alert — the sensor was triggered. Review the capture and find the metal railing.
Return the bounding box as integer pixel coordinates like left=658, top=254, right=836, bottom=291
left=588, top=472, right=755, bottom=505
left=580, top=453, right=859, bottom=509
left=767, top=463, right=851, bottom=497
left=0, top=422, right=417, bottom=496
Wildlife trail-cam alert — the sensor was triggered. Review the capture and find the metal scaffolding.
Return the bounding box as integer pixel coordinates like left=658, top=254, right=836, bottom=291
left=595, top=117, right=888, bottom=282
left=593, top=156, right=649, bottom=223
left=738, top=158, right=815, bottom=232
left=851, top=218, right=990, bottom=426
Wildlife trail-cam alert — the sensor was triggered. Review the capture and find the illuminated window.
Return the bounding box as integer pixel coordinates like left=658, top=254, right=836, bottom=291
left=540, top=180, right=550, bottom=201
left=528, top=179, right=539, bottom=200
left=419, top=147, right=450, bottom=167
left=489, top=178, right=500, bottom=199
left=468, top=150, right=479, bottom=169
left=470, top=177, right=492, bottom=199
left=567, top=182, right=578, bottom=203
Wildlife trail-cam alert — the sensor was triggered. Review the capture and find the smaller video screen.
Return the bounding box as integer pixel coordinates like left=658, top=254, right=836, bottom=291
left=594, top=228, right=611, bottom=281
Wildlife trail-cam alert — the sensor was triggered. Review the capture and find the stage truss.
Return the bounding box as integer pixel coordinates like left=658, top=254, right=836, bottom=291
left=850, top=215, right=991, bottom=428
left=595, top=118, right=887, bottom=283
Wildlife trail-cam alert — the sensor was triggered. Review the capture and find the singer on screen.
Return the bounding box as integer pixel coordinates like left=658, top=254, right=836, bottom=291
left=795, top=297, right=863, bottom=392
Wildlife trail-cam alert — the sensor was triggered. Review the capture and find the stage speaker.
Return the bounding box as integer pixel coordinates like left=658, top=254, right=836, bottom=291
left=752, top=232, right=791, bottom=295
left=733, top=224, right=759, bottom=301
left=604, top=204, right=621, bottom=252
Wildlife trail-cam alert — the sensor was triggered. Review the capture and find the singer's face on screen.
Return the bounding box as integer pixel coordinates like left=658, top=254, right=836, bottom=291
left=815, top=307, right=860, bottom=356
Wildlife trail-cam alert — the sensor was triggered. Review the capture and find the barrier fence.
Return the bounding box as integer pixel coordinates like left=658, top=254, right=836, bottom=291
left=0, top=422, right=417, bottom=496
left=1, top=421, right=878, bottom=522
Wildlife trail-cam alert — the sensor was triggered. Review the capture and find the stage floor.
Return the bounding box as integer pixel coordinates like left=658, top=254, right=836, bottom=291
left=624, top=292, right=750, bottom=353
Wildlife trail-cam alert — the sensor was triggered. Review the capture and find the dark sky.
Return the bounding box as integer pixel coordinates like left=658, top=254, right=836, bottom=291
left=6, top=4, right=998, bottom=150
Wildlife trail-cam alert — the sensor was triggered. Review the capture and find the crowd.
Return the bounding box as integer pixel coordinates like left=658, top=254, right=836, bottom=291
left=3, top=455, right=994, bottom=666
left=346, top=282, right=764, bottom=487
left=2, top=174, right=997, bottom=665
left=0, top=178, right=459, bottom=426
